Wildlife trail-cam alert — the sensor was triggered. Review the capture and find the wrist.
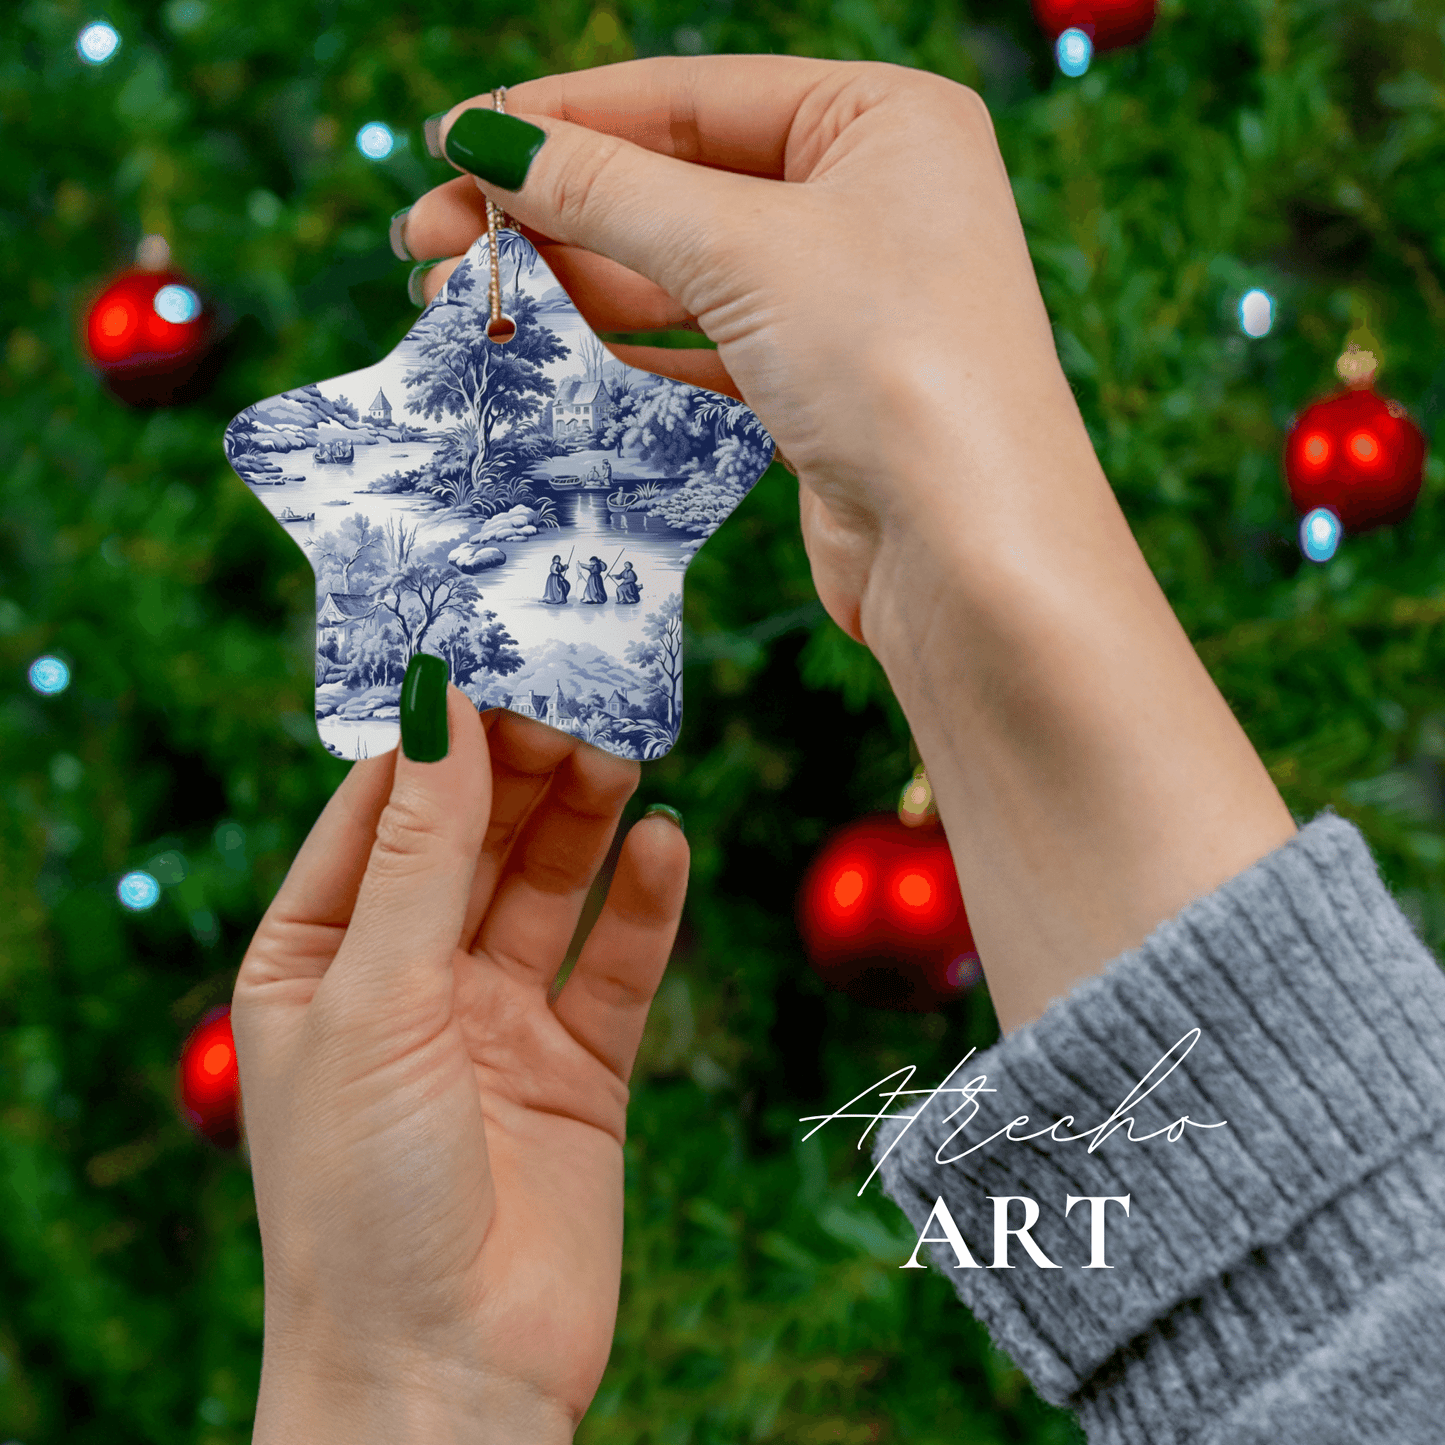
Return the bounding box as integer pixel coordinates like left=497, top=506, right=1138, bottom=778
left=253, top=1340, right=575, bottom=1445
left=856, top=361, right=1115, bottom=665
left=852, top=399, right=1293, bottom=1034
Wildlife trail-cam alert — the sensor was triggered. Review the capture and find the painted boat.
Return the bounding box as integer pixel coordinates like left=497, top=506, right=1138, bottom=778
left=606, top=490, right=637, bottom=513
left=549, top=475, right=583, bottom=488
left=247, top=478, right=286, bottom=486
left=278, top=507, right=315, bottom=522
left=281, top=475, right=305, bottom=482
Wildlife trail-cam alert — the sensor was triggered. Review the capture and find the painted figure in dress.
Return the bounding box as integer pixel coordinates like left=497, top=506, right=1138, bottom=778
left=611, top=561, right=642, bottom=604
left=542, top=555, right=571, bottom=605
left=578, top=556, right=608, bottom=604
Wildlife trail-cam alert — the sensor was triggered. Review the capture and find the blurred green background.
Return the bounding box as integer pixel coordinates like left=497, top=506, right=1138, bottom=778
left=5, top=0, right=1445, bottom=1440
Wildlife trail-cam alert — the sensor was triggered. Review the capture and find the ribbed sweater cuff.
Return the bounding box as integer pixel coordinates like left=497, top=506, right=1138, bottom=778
left=870, top=811, right=1445, bottom=1423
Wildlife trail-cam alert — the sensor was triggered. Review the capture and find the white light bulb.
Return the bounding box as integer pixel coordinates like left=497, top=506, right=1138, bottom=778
left=356, top=122, right=395, bottom=160
left=1239, top=288, right=1274, bottom=338
left=77, top=21, right=121, bottom=64
left=154, top=284, right=201, bottom=324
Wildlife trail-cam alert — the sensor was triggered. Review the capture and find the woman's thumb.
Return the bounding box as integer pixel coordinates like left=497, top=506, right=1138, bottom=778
left=434, top=102, right=753, bottom=309
left=327, top=663, right=492, bottom=1011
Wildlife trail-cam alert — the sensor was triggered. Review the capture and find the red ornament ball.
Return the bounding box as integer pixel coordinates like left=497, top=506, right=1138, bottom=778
left=84, top=267, right=217, bottom=407
left=1284, top=388, right=1426, bottom=535
left=797, top=814, right=980, bottom=1012
left=178, top=1005, right=242, bottom=1150
left=1032, top=0, right=1158, bottom=52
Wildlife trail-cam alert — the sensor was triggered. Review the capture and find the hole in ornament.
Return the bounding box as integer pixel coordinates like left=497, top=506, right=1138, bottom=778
left=487, top=315, right=517, bottom=345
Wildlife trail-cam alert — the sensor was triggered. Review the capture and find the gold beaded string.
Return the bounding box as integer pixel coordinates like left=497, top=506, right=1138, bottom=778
left=484, top=87, right=517, bottom=345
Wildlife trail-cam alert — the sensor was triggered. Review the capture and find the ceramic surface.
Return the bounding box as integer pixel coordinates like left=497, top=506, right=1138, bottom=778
left=224, top=232, right=774, bottom=762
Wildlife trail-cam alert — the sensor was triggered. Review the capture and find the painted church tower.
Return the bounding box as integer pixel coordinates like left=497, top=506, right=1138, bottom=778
left=368, top=388, right=393, bottom=425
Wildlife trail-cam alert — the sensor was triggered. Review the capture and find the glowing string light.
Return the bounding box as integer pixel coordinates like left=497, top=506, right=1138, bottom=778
left=1239, top=289, right=1274, bottom=337
left=356, top=122, right=395, bottom=159
left=153, top=284, right=201, bottom=324
left=1300, top=508, right=1342, bottom=564
left=28, top=656, right=71, bottom=694
left=77, top=21, right=120, bottom=64
left=1056, top=28, right=1092, bottom=77
left=117, top=870, right=161, bottom=911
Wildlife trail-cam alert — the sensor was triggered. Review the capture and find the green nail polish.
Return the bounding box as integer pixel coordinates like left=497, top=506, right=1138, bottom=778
left=423, top=112, right=447, bottom=159
left=400, top=652, right=449, bottom=762
left=644, top=803, right=684, bottom=834
left=407, top=259, right=446, bottom=307
left=443, top=107, right=546, bottom=192
left=389, top=206, right=413, bottom=262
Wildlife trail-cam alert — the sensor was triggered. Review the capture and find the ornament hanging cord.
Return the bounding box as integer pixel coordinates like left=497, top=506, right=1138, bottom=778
left=485, top=88, right=517, bottom=345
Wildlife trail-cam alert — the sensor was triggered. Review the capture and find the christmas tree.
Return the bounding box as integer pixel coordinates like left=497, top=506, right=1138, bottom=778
left=3, top=1, right=1444, bottom=1441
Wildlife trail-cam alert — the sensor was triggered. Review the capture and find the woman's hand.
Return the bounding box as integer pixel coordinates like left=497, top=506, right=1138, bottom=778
left=399, top=56, right=1084, bottom=649
left=233, top=692, right=688, bottom=1443
left=397, top=57, right=1295, bottom=1037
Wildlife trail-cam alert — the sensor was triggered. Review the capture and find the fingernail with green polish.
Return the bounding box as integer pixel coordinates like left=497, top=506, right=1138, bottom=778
left=443, top=107, right=546, bottom=192
left=400, top=653, right=449, bottom=762
left=645, top=803, right=684, bottom=834
left=407, top=258, right=447, bottom=307
left=389, top=206, right=413, bottom=262
left=423, top=111, right=447, bottom=160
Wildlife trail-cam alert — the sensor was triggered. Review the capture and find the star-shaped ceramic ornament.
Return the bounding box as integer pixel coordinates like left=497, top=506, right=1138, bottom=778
left=223, top=231, right=774, bottom=763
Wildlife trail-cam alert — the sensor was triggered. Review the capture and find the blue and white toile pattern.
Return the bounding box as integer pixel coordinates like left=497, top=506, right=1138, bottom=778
left=223, top=231, right=774, bottom=763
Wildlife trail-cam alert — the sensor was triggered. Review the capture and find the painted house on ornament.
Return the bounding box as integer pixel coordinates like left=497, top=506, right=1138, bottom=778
left=505, top=683, right=637, bottom=727
left=506, top=682, right=599, bottom=730
left=505, top=691, right=552, bottom=721
left=368, top=388, right=393, bottom=426
left=318, top=593, right=374, bottom=654
left=552, top=377, right=613, bottom=441
left=546, top=681, right=580, bottom=731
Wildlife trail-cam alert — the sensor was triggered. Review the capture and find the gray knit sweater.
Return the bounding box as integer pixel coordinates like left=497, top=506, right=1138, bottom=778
left=871, top=811, right=1445, bottom=1443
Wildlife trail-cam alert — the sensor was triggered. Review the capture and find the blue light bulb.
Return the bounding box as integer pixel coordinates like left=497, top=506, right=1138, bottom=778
left=28, top=656, right=71, bottom=695
left=117, top=870, right=162, bottom=911
left=1300, top=508, right=1342, bottom=564
left=1057, top=28, right=1092, bottom=77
